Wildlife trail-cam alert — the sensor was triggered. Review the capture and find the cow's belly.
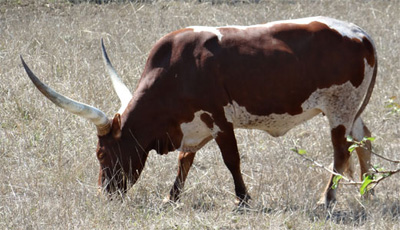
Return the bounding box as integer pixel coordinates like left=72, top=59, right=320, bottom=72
left=177, top=102, right=321, bottom=152
left=223, top=101, right=321, bottom=137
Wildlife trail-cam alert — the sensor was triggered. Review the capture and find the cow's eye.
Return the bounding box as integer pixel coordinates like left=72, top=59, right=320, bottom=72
left=98, top=152, right=105, bottom=160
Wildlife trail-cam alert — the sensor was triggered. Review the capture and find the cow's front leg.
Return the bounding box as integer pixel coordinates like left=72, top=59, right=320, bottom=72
left=166, top=151, right=196, bottom=202
left=215, top=122, right=250, bottom=206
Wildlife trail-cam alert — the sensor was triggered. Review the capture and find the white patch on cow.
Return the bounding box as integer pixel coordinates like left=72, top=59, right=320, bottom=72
left=311, top=17, right=367, bottom=41
left=351, top=117, right=366, bottom=141
left=187, top=26, right=223, bottom=41
left=306, top=58, right=375, bottom=132
left=178, top=110, right=221, bottom=152
left=263, top=17, right=368, bottom=41
left=223, top=58, right=375, bottom=137
left=223, top=101, right=321, bottom=137
left=228, top=16, right=323, bottom=30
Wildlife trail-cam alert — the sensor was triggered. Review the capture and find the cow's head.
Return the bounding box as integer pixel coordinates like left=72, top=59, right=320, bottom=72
left=21, top=40, right=146, bottom=196
left=95, top=113, right=148, bottom=195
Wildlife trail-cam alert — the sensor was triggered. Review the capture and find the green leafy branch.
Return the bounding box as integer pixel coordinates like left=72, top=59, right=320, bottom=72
left=346, top=135, right=400, bottom=195
left=291, top=136, right=400, bottom=196
left=347, top=135, right=375, bottom=153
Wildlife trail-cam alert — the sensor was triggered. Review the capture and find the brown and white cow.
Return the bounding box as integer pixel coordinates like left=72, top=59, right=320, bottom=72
left=22, top=16, right=377, bottom=208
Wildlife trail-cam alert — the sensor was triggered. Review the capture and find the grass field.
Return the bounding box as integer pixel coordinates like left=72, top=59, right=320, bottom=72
left=1, top=0, right=400, bottom=229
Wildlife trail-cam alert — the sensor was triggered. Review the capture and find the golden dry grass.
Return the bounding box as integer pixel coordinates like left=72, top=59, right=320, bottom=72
left=1, top=0, right=400, bottom=229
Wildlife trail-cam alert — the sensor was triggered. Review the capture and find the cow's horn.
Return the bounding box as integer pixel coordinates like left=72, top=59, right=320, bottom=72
left=101, top=39, right=133, bottom=114
left=21, top=56, right=111, bottom=136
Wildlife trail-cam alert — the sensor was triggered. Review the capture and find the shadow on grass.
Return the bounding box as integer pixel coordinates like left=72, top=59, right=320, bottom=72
left=309, top=200, right=400, bottom=226
left=309, top=205, right=368, bottom=226
left=227, top=200, right=400, bottom=226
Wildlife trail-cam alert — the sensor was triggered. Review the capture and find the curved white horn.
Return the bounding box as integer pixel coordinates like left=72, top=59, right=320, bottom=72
left=101, top=39, right=133, bottom=114
left=21, top=56, right=111, bottom=136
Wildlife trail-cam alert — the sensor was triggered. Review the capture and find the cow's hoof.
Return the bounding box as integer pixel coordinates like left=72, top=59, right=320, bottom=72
left=317, top=196, right=336, bottom=210
left=162, top=195, right=183, bottom=208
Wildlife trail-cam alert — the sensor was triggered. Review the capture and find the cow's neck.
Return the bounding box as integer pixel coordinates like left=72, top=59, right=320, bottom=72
left=120, top=86, right=182, bottom=155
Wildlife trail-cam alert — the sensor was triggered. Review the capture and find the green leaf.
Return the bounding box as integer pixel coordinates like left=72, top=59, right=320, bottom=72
left=297, top=149, right=307, bottom=155
left=360, top=175, right=373, bottom=195
left=331, top=175, right=342, bottom=190
left=346, top=135, right=354, bottom=142
left=348, top=144, right=359, bottom=153
left=385, top=96, right=400, bottom=113
left=365, top=137, right=375, bottom=142
left=290, top=148, right=307, bottom=155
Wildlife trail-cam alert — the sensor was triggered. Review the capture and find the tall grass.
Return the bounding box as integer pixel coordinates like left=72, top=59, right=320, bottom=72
left=1, top=0, right=399, bottom=229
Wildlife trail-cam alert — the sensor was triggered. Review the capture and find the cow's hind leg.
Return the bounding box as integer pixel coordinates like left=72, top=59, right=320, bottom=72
left=351, top=118, right=373, bottom=198
left=214, top=122, right=250, bottom=206
left=166, top=151, right=196, bottom=202
left=322, top=124, right=353, bottom=208
left=321, top=117, right=373, bottom=208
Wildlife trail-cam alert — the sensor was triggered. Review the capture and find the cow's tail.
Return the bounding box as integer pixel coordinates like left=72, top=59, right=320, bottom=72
left=345, top=47, right=377, bottom=179
left=353, top=59, right=378, bottom=126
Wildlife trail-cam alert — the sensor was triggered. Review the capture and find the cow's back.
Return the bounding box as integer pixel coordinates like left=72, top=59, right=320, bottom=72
left=137, top=17, right=376, bottom=141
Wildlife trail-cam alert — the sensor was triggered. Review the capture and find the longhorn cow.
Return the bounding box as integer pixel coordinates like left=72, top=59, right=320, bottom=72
left=22, top=16, right=377, bottom=208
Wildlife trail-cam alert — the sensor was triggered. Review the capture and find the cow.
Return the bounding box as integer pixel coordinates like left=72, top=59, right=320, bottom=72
left=21, top=16, right=377, bottom=208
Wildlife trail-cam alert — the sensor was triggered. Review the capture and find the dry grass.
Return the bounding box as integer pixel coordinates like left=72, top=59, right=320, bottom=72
left=1, top=0, right=400, bottom=229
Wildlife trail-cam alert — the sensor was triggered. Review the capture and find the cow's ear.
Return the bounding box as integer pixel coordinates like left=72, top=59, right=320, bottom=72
left=111, top=113, right=122, bottom=140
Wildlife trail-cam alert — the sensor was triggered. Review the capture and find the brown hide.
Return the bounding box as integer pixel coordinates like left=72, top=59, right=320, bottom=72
left=123, top=19, right=376, bottom=153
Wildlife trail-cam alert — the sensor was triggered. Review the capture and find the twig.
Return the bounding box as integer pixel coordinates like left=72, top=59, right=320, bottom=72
left=292, top=147, right=358, bottom=184
left=366, top=168, right=400, bottom=192
left=373, top=169, right=400, bottom=174
left=370, top=150, right=400, bottom=163
left=347, top=135, right=400, bottom=163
